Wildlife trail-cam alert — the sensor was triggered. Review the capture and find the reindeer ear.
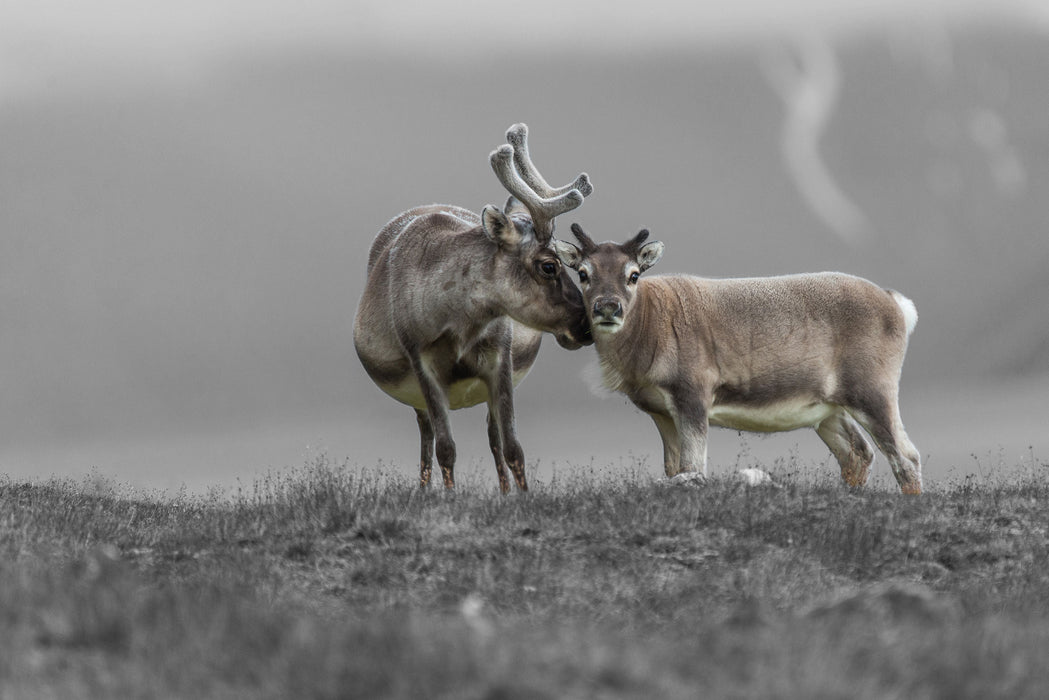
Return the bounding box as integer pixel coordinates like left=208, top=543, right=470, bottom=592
left=503, top=196, right=528, bottom=216
left=553, top=239, right=583, bottom=269
left=637, top=240, right=664, bottom=272
left=482, top=205, right=523, bottom=249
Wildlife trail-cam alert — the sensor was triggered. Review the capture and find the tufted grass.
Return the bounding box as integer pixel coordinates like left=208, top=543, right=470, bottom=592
left=2, top=455, right=1049, bottom=698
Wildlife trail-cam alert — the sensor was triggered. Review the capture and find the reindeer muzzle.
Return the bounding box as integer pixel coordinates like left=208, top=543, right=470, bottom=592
left=593, top=298, right=623, bottom=323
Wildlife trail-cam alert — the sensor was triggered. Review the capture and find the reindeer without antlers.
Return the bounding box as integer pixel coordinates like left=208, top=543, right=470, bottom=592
left=354, top=124, right=593, bottom=493
left=555, top=225, right=923, bottom=494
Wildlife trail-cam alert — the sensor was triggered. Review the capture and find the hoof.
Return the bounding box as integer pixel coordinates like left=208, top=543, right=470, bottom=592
left=658, top=471, right=708, bottom=488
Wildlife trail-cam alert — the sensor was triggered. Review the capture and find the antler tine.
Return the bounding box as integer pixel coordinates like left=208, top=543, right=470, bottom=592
left=506, top=123, right=594, bottom=199
left=623, top=229, right=651, bottom=256
left=490, top=144, right=584, bottom=241
left=490, top=144, right=537, bottom=206
left=569, top=223, right=598, bottom=253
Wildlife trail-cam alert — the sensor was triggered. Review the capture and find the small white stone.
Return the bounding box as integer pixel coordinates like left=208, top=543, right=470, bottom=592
left=736, top=468, right=774, bottom=486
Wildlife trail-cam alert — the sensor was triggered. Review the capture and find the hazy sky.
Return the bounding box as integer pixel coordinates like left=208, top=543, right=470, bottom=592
left=4, top=0, right=1046, bottom=76
left=2, top=0, right=1046, bottom=491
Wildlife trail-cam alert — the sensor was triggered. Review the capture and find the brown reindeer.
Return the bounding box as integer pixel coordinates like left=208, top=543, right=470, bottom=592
left=555, top=225, right=923, bottom=494
left=354, top=125, right=593, bottom=493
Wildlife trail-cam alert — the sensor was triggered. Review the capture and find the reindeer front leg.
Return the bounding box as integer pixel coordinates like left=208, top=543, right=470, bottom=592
left=631, top=385, right=707, bottom=478
left=647, top=412, right=682, bottom=477
left=485, top=411, right=512, bottom=494
left=671, top=390, right=710, bottom=477
left=415, top=409, right=435, bottom=487
left=409, top=351, right=456, bottom=488
left=481, top=337, right=527, bottom=492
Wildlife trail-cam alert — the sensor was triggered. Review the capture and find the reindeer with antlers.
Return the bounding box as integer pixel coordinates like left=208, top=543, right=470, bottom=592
left=555, top=225, right=923, bottom=494
left=354, top=124, right=593, bottom=493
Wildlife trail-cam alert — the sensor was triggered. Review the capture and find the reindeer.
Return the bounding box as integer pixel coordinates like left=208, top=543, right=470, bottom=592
left=554, top=225, right=923, bottom=494
left=354, top=124, right=593, bottom=493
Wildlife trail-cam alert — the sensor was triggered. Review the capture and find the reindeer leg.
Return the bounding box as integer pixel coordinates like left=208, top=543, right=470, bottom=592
left=671, top=391, right=709, bottom=477
left=486, top=409, right=511, bottom=494
left=648, top=412, right=682, bottom=477
left=816, top=410, right=875, bottom=487
left=409, top=351, right=456, bottom=489
left=846, top=392, right=922, bottom=495
left=483, top=340, right=527, bottom=492
left=415, top=409, right=435, bottom=488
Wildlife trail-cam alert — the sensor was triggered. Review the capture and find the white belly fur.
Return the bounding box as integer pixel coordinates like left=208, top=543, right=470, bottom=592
left=709, top=399, right=837, bottom=433
left=380, top=369, right=531, bottom=411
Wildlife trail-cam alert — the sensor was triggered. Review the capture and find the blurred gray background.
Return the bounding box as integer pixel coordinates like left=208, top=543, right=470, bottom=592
left=2, top=1, right=1047, bottom=491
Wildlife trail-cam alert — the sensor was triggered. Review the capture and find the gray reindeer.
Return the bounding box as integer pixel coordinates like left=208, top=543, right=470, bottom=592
left=354, top=125, right=593, bottom=493
left=555, top=225, right=923, bottom=494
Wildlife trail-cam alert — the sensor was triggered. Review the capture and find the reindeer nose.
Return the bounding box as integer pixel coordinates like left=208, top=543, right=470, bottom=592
left=592, top=298, right=622, bottom=322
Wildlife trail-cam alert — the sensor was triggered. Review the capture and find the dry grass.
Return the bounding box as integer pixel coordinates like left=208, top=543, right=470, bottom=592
left=2, top=456, right=1049, bottom=698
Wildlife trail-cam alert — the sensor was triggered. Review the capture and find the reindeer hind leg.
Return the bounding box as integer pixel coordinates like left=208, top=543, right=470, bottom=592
left=816, top=410, right=875, bottom=487
left=846, top=392, right=922, bottom=494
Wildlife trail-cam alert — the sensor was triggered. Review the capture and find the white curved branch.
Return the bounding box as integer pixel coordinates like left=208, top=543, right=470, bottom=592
left=764, top=35, right=868, bottom=244
left=969, top=108, right=1027, bottom=198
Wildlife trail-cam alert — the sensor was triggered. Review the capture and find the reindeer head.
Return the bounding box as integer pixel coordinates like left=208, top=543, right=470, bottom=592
left=554, top=224, right=664, bottom=336
left=480, top=124, right=595, bottom=348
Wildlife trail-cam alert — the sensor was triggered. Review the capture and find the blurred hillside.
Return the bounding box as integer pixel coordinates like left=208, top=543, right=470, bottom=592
left=1, top=23, right=1046, bottom=476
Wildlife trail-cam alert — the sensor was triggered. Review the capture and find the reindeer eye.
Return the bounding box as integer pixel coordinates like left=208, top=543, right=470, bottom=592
left=578, top=270, right=589, bottom=283
left=629, top=271, right=640, bottom=284
left=539, top=260, right=559, bottom=277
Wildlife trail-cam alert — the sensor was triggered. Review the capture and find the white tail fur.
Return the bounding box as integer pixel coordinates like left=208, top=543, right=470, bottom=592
left=891, top=291, right=918, bottom=337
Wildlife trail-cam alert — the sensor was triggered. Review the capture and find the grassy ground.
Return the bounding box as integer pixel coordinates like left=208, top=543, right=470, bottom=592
left=2, top=456, right=1048, bottom=699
